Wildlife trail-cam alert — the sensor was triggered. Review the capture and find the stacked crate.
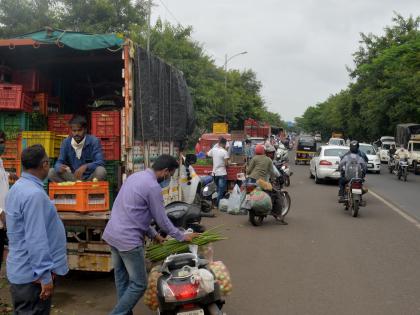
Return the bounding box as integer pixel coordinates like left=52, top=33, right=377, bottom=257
left=90, top=110, right=121, bottom=207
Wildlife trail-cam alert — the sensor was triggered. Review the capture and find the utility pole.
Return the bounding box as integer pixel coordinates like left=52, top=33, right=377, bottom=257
left=147, top=0, right=152, bottom=53
left=223, top=51, right=248, bottom=122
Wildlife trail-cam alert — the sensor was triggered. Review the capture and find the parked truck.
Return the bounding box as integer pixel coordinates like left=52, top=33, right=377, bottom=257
left=395, top=124, right=420, bottom=174
left=0, top=29, right=195, bottom=271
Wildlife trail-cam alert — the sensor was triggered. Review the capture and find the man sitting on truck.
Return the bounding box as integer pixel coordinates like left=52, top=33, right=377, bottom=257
left=49, top=115, right=107, bottom=182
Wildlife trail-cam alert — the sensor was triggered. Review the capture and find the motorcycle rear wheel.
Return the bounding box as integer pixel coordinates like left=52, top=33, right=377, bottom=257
left=279, top=191, right=291, bottom=217
left=351, top=199, right=359, bottom=217
left=249, top=212, right=264, bottom=226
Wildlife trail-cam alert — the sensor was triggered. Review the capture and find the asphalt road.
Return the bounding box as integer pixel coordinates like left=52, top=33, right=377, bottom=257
left=2, top=156, right=420, bottom=314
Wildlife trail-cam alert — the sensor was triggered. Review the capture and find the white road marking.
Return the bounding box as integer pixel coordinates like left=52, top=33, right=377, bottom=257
left=369, top=189, right=420, bottom=229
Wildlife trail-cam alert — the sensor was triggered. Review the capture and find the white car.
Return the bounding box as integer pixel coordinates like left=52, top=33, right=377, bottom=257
left=379, top=142, right=396, bottom=163
left=359, top=143, right=381, bottom=174
left=380, top=136, right=395, bottom=143
left=310, top=145, right=349, bottom=183
left=328, top=138, right=345, bottom=146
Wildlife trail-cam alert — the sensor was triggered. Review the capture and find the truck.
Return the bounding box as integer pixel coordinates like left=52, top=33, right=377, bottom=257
left=395, top=124, right=420, bottom=174
left=0, top=29, right=195, bottom=272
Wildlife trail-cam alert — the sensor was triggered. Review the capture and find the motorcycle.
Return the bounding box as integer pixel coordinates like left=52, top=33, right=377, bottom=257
left=274, top=159, right=292, bottom=187
left=388, top=156, right=396, bottom=174
left=343, top=178, right=365, bottom=217
left=156, top=246, right=225, bottom=315
left=242, top=177, right=291, bottom=226
left=394, top=158, right=408, bottom=181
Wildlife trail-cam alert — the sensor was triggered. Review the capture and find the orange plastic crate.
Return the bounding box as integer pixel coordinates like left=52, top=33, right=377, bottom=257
left=91, top=111, right=121, bottom=137
left=2, top=158, right=21, bottom=176
left=33, top=93, right=60, bottom=116
left=49, top=181, right=110, bottom=212
left=3, top=136, right=22, bottom=160
left=0, top=84, right=32, bottom=112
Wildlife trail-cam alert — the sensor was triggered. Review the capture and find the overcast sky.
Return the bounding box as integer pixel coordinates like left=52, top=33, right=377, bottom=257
left=152, top=0, right=420, bottom=121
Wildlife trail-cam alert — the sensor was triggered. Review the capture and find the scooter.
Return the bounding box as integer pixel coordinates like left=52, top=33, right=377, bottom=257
left=394, top=158, right=408, bottom=181
left=156, top=246, right=225, bottom=315
left=242, top=179, right=291, bottom=227
left=274, top=159, right=292, bottom=187
left=388, top=156, right=396, bottom=174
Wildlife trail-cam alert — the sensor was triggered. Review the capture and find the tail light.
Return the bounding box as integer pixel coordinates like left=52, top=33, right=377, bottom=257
left=351, top=181, right=362, bottom=189
left=168, top=283, right=199, bottom=301
left=319, top=160, right=332, bottom=166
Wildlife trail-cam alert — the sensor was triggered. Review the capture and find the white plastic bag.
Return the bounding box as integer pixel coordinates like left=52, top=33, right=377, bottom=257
left=227, top=184, right=241, bottom=214
left=218, top=198, right=229, bottom=212
left=198, top=269, right=215, bottom=293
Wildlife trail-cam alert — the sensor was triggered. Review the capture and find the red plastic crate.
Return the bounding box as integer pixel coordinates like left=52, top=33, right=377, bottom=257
left=33, top=93, right=60, bottom=115
left=91, top=111, right=121, bottom=137
left=49, top=181, right=109, bottom=212
left=47, top=114, right=73, bottom=135
left=12, top=69, right=40, bottom=92
left=99, top=136, right=121, bottom=160
left=2, top=158, right=21, bottom=176
left=0, top=84, right=33, bottom=112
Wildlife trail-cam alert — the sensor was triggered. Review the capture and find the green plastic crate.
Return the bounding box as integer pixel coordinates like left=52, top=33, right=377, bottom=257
left=0, top=112, right=29, bottom=139
left=105, top=160, right=121, bottom=188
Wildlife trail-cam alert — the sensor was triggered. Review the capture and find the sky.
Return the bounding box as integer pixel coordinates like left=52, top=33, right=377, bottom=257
left=152, top=0, right=420, bottom=121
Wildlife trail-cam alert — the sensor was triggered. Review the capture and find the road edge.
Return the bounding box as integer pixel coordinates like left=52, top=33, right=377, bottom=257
left=369, top=189, right=420, bottom=230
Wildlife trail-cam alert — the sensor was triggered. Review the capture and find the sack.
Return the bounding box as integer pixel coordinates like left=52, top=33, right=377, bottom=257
left=345, top=154, right=362, bottom=181
left=144, top=266, right=161, bottom=311
left=249, top=188, right=272, bottom=215
left=227, top=184, right=241, bottom=214
left=209, top=261, right=233, bottom=296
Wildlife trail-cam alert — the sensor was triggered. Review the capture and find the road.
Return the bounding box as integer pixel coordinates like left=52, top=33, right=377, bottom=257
left=2, top=156, right=420, bottom=314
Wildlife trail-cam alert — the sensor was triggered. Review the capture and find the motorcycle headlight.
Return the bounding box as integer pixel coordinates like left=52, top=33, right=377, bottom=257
left=203, top=186, right=209, bottom=193
left=281, top=165, right=286, bottom=170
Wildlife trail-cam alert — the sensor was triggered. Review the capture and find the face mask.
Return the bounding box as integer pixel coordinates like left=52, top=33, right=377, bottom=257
left=0, top=144, right=5, bottom=155
left=159, top=178, right=171, bottom=188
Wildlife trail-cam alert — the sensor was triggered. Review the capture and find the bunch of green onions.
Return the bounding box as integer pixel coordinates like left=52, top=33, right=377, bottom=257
left=146, top=227, right=227, bottom=262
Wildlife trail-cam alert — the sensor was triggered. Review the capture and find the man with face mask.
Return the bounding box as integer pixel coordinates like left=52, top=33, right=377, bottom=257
left=5, top=145, right=68, bottom=314
left=103, top=154, right=199, bottom=315
left=49, top=115, right=106, bottom=182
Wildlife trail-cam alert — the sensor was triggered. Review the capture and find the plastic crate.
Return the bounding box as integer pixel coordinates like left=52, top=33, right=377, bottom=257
left=49, top=181, right=110, bottom=212
left=21, top=131, right=66, bottom=158
left=12, top=69, right=40, bottom=92
left=0, top=112, right=29, bottom=139
left=91, top=111, right=121, bottom=137
left=47, top=114, right=73, bottom=135
left=99, top=137, right=121, bottom=160
left=3, top=136, right=22, bottom=159
left=33, top=93, right=60, bottom=115
left=2, top=158, right=21, bottom=176
left=0, top=84, right=32, bottom=112
left=29, top=112, right=48, bottom=131
left=105, top=160, right=121, bottom=189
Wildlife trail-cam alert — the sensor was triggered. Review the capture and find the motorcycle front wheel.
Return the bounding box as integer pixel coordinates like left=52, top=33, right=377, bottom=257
left=279, top=191, right=291, bottom=217
left=249, top=211, right=264, bottom=226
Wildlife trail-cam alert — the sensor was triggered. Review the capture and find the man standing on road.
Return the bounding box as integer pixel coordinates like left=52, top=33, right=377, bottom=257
left=207, top=137, right=229, bottom=207
left=6, top=145, right=68, bottom=314
left=0, top=130, right=10, bottom=275
left=103, top=155, right=198, bottom=315
left=49, top=115, right=107, bottom=182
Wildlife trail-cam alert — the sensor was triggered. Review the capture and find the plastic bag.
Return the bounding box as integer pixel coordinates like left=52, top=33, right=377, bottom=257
left=227, top=184, right=241, bottom=214
left=198, top=269, right=215, bottom=294
left=249, top=188, right=272, bottom=215
left=198, top=243, right=215, bottom=262
left=143, top=266, right=161, bottom=311
left=218, top=198, right=229, bottom=212
left=209, top=261, right=233, bottom=296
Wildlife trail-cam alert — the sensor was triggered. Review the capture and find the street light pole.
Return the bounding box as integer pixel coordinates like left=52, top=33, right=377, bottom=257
left=223, top=51, right=248, bottom=122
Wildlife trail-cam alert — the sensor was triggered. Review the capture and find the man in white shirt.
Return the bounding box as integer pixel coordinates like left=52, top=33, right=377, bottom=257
left=207, top=138, right=229, bottom=207
left=0, top=130, right=9, bottom=273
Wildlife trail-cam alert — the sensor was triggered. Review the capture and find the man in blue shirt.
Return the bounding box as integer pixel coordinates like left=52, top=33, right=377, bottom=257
left=6, top=144, right=68, bottom=314
left=48, top=115, right=106, bottom=182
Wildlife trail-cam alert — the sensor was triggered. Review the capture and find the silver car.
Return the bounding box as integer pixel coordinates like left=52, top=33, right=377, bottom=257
left=310, top=145, right=349, bottom=183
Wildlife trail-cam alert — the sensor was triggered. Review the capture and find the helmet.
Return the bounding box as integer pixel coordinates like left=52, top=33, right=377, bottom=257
left=255, top=144, right=265, bottom=155
left=349, top=140, right=359, bottom=154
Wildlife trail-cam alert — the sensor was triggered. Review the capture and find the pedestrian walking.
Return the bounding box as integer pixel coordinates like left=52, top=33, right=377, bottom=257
left=103, top=154, right=198, bottom=315
left=207, top=137, right=229, bottom=207
left=6, top=144, right=68, bottom=315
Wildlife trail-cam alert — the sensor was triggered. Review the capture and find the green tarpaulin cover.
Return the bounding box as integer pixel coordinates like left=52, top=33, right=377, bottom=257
left=15, top=29, right=124, bottom=51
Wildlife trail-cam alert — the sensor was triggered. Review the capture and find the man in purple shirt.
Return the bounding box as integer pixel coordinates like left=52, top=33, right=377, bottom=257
left=103, top=155, right=197, bottom=315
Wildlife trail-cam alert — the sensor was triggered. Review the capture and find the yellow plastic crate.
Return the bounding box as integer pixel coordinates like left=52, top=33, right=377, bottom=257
left=21, top=131, right=67, bottom=158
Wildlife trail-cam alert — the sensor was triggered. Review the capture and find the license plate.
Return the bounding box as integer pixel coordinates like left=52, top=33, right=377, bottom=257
left=177, top=309, right=204, bottom=315
left=352, top=189, right=362, bottom=194
left=368, top=163, right=373, bottom=168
